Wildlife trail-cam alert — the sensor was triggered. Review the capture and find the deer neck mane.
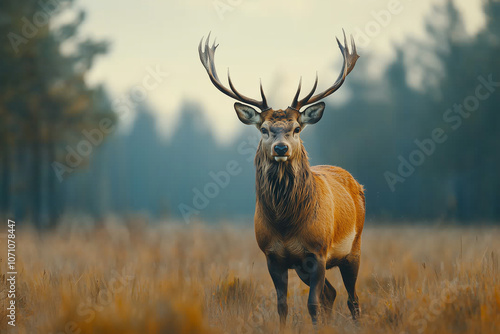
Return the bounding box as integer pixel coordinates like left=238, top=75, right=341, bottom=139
left=254, top=141, right=317, bottom=235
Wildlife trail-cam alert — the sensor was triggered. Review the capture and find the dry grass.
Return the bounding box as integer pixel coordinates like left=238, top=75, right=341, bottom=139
left=0, top=221, right=499, bottom=334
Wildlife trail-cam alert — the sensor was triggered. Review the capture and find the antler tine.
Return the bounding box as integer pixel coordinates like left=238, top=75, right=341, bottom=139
left=291, top=76, right=302, bottom=109
left=260, top=79, right=268, bottom=109
left=291, top=73, right=319, bottom=109
left=292, top=30, right=359, bottom=110
left=227, top=69, right=244, bottom=99
left=348, top=34, right=358, bottom=75
left=198, top=34, right=270, bottom=111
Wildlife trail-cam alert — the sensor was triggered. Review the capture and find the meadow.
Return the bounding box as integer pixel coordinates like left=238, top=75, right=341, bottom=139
left=0, top=220, right=499, bottom=334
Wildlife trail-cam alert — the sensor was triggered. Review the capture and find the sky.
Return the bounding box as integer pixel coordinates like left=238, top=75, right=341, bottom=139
left=77, top=0, right=486, bottom=142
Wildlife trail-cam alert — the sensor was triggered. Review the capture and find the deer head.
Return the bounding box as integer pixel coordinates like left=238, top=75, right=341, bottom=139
left=198, top=31, right=359, bottom=163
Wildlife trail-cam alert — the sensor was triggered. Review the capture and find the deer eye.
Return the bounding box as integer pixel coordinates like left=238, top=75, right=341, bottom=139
left=261, top=128, right=269, bottom=135
left=294, top=127, right=301, bottom=134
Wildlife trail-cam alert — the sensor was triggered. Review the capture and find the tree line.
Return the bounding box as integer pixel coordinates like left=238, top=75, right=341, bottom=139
left=0, top=0, right=498, bottom=226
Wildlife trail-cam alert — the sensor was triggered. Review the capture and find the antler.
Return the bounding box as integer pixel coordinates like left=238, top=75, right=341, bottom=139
left=198, top=33, right=270, bottom=111
left=291, top=30, right=359, bottom=110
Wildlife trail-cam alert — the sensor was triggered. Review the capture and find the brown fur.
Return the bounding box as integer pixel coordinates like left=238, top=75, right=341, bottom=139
left=199, top=32, right=363, bottom=327
left=254, top=109, right=365, bottom=266
left=251, top=108, right=365, bottom=326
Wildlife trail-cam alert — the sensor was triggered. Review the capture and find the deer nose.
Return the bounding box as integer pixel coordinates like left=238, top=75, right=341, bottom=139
left=274, top=144, right=288, bottom=156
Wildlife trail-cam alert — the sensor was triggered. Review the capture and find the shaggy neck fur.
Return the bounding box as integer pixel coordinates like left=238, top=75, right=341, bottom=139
left=255, top=140, right=317, bottom=236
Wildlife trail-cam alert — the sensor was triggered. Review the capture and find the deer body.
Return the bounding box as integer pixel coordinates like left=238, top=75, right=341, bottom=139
left=199, top=31, right=365, bottom=328
left=254, top=160, right=365, bottom=270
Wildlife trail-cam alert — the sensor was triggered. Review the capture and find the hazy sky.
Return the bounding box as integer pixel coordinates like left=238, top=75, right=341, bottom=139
left=78, top=0, right=485, bottom=142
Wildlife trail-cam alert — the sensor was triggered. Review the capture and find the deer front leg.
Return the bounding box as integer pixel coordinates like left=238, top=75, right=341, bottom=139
left=305, top=253, right=326, bottom=327
left=266, top=255, right=288, bottom=330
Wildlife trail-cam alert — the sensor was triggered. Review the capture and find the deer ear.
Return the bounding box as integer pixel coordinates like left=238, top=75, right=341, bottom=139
left=299, top=102, right=325, bottom=125
left=234, top=103, right=261, bottom=125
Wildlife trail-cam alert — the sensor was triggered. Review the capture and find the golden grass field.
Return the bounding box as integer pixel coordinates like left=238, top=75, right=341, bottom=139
left=0, top=221, right=499, bottom=334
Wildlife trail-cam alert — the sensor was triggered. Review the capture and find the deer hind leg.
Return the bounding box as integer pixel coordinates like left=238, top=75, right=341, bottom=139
left=339, top=254, right=361, bottom=320
left=320, top=279, right=336, bottom=319
left=295, top=267, right=336, bottom=324
left=294, top=254, right=329, bottom=327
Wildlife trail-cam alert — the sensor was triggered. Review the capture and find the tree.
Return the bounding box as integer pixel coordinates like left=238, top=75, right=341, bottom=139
left=0, top=0, right=115, bottom=227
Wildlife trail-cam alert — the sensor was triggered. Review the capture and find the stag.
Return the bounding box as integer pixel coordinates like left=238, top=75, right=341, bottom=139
left=199, top=31, right=365, bottom=329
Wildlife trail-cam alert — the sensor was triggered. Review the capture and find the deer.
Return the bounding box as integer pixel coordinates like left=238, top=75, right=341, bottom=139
left=198, top=31, right=365, bottom=329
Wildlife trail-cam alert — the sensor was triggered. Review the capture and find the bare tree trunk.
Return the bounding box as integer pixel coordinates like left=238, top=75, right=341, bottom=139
left=0, top=144, right=11, bottom=216
left=32, top=124, right=42, bottom=228
left=47, top=137, right=61, bottom=228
